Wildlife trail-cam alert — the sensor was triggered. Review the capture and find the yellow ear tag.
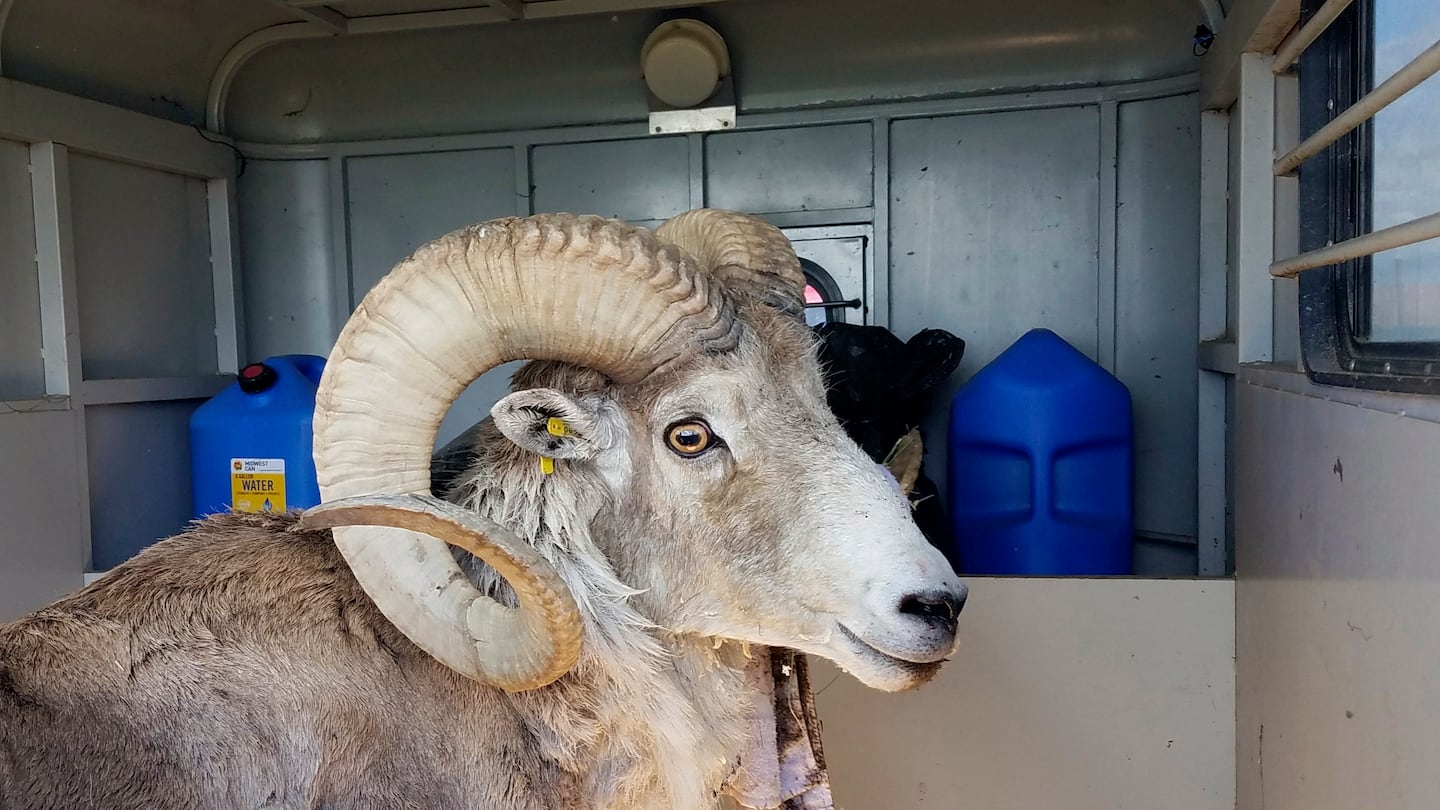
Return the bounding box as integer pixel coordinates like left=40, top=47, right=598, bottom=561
left=540, top=418, right=566, bottom=475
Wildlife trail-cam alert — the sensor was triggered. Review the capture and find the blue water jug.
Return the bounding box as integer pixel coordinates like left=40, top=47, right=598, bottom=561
left=189, top=354, right=326, bottom=518
left=946, top=329, right=1133, bottom=575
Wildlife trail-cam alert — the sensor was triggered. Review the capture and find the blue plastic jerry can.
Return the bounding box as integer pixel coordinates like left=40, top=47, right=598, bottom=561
left=946, top=329, right=1133, bottom=576
left=189, top=354, right=326, bottom=518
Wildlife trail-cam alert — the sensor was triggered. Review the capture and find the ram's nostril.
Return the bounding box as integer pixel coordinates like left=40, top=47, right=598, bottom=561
left=898, top=590, right=965, bottom=626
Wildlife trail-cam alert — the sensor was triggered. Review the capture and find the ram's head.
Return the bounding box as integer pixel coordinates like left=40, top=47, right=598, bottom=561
left=302, top=210, right=965, bottom=694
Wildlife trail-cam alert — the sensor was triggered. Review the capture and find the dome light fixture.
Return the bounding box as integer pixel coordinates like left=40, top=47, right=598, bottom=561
left=641, top=19, right=736, bottom=135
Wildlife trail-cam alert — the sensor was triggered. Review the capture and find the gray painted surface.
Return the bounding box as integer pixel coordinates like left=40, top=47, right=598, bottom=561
left=1, top=0, right=289, bottom=126
left=1226, top=101, right=1241, bottom=336
left=0, top=409, right=86, bottom=622
left=816, top=577, right=1234, bottom=810
left=238, top=159, right=338, bottom=360
left=434, top=367, right=528, bottom=450
left=789, top=231, right=868, bottom=326
left=68, top=154, right=217, bottom=380
left=1133, top=537, right=1202, bottom=576
left=1116, top=94, right=1201, bottom=541
left=227, top=15, right=645, bottom=144
left=220, top=0, right=1204, bottom=143
left=85, top=400, right=202, bottom=570
left=0, top=137, right=43, bottom=400
left=1235, top=371, right=1440, bottom=809
left=531, top=138, right=689, bottom=223
left=348, top=148, right=518, bottom=304
left=1271, top=73, right=1301, bottom=365
left=705, top=124, right=872, bottom=214
left=889, top=105, right=1102, bottom=511
left=237, top=91, right=1206, bottom=565
left=345, top=148, right=526, bottom=447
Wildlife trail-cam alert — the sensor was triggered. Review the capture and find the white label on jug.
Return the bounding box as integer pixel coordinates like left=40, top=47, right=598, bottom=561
left=231, top=458, right=286, bottom=513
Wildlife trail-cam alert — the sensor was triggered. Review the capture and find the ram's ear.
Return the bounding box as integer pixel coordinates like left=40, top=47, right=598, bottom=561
left=492, top=389, right=608, bottom=461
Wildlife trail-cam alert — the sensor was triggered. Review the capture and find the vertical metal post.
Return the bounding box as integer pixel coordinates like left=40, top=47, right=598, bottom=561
left=1097, top=100, right=1120, bottom=372
left=208, top=177, right=243, bottom=374
left=687, top=133, right=705, bottom=210
left=31, top=142, right=80, bottom=397
left=327, top=155, right=353, bottom=327
left=28, top=140, right=92, bottom=569
left=1198, top=109, right=1232, bottom=577
left=869, top=117, right=891, bottom=329
left=513, top=143, right=532, bottom=216
left=1236, top=53, right=1277, bottom=364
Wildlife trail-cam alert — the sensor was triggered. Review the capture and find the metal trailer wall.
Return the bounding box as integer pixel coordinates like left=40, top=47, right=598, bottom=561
left=219, top=0, right=1204, bottom=143
left=0, top=0, right=1217, bottom=577
left=0, top=78, right=241, bottom=619
left=1234, top=370, right=1440, bottom=809
left=0, top=2, right=1219, bottom=587
left=0, top=140, right=86, bottom=616
left=816, top=577, right=1235, bottom=809
left=231, top=48, right=1206, bottom=575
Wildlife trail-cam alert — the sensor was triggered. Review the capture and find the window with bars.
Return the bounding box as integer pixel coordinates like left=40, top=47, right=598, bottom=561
left=1291, top=0, right=1440, bottom=392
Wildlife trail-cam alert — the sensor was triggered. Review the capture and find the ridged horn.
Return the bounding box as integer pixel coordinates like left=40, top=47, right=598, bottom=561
left=657, top=209, right=806, bottom=312
left=308, top=214, right=740, bottom=691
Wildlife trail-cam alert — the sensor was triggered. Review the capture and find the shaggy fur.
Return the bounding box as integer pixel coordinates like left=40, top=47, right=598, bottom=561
left=0, top=301, right=961, bottom=809
left=0, top=502, right=755, bottom=810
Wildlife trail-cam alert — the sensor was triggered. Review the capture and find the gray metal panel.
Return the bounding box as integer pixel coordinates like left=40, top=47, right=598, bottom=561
left=0, top=77, right=236, bottom=180
left=238, top=159, right=338, bottom=360
left=345, top=148, right=525, bottom=447
left=225, top=14, right=648, bottom=142
left=889, top=106, right=1102, bottom=502
left=2, top=0, right=291, bottom=126
left=815, top=578, right=1234, bottom=809
left=221, top=0, right=1202, bottom=143
left=0, top=409, right=86, bottom=621
left=1116, top=94, right=1201, bottom=542
left=85, top=400, right=201, bottom=570
left=721, top=0, right=1200, bottom=123
left=347, top=148, right=517, bottom=304
left=788, top=231, right=868, bottom=326
left=0, top=137, right=44, bottom=400
left=437, top=366, right=527, bottom=450
left=68, top=154, right=217, bottom=380
left=706, top=125, right=873, bottom=213
left=1133, top=537, right=1199, bottom=577
left=531, top=138, right=689, bottom=223
left=1235, top=376, right=1440, bottom=809
left=1226, top=100, right=1241, bottom=336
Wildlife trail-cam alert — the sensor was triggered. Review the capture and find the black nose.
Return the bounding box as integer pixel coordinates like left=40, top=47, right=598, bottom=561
left=898, top=589, right=966, bottom=629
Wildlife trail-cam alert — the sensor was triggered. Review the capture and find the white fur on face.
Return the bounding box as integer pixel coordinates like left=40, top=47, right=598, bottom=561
left=607, top=324, right=965, bottom=693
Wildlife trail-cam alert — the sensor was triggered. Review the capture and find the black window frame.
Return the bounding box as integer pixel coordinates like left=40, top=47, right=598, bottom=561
left=1297, top=0, right=1440, bottom=394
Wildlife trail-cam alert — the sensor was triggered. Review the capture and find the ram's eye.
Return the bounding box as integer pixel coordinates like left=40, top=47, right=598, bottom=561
left=665, top=420, right=716, bottom=457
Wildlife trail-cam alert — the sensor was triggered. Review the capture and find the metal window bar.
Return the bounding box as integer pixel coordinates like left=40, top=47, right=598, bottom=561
left=1274, top=37, right=1440, bottom=176
left=1273, top=0, right=1355, bottom=73
left=1271, top=211, right=1440, bottom=279
left=1267, top=30, right=1440, bottom=278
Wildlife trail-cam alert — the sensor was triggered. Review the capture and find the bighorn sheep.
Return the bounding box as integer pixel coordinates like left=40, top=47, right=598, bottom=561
left=0, top=210, right=966, bottom=809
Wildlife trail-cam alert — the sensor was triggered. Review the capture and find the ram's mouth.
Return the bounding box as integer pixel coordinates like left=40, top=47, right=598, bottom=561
left=835, top=623, right=947, bottom=684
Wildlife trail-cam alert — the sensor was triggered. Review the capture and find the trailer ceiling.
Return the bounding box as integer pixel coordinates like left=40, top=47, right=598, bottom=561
left=0, top=0, right=1226, bottom=139
left=0, top=0, right=736, bottom=128
left=274, top=0, right=734, bottom=30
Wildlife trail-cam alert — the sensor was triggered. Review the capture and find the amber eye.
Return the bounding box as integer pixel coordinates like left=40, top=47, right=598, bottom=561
left=665, top=420, right=716, bottom=457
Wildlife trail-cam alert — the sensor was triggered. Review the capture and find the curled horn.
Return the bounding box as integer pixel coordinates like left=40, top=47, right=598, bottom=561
left=302, top=214, right=739, bottom=691
left=657, top=209, right=807, bottom=315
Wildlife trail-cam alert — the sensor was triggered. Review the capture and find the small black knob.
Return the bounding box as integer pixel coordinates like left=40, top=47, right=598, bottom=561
left=237, top=362, right=278, bottom=394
